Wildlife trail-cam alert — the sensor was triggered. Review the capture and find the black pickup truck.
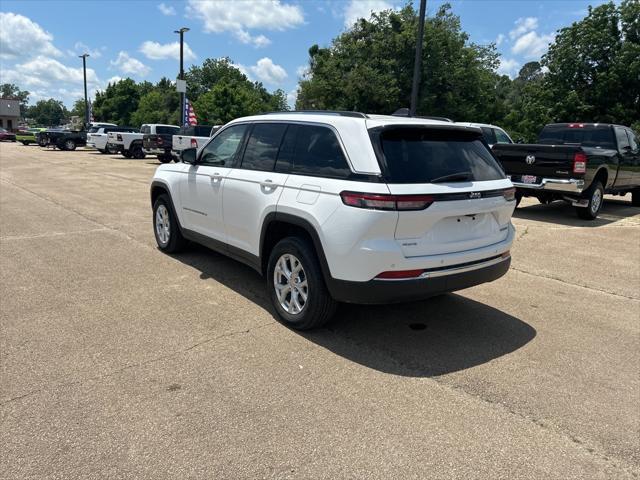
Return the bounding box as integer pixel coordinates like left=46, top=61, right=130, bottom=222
left=37, top=128, right=87, bottom=151
left=492, top=123, right=640, bottom=219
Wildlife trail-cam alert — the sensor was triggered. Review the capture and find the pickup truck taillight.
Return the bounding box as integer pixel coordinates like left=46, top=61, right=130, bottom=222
left=573, top=152, right=587, bottom=174
left=156, top=136, right=163, bottom=145
left=340, top=191, right=434, bottom=211
left=117, top=134, right=122, bottom=141
left=191, top=138, right=198, bottom=148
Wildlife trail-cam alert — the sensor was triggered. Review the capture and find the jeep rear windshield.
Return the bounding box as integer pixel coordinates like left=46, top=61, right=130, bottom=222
left=373, top=127, right=505, bottom=184
left=537, top=125, right=615, bottom=148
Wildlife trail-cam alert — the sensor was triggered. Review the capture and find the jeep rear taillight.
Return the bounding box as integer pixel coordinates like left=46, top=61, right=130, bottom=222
left=340, top=192, right=434, bottom=211
left=191, top=138, right=198, bottom=148
left=376, top=269, right=426, bottom=280
left=573, top=152, right=587, bottom=174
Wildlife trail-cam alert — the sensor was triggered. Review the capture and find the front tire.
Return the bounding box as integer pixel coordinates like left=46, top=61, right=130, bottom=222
left=63, top=139, right=76, bottom=151
left=267, top=237, right=337, bottom=330
left=21, top=141, right=28, bottom=146
left=576, top=181, right=604, bottom=220
left=152, top=194, right=186, bottom=253
left=122, top=150, right=132, bottom=159
left=131, top=144, right=146, bottom=159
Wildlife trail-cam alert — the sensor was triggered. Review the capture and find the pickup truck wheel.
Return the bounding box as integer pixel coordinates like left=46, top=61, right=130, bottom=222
left=21, top=141, right=28, bottom=146
left=122, top=150, right=132, bottom=159
left=64, top=139, right=76, bottom=151
left=131, top=144, right=145, bottom=159
left=632, top=189, right=640, bottom=207
left=98, top=148, right=107, bottom=154
left=267, top=237, right=337, bottom=330
left=158, top=155, right=172, bottom=164
left=153, top=194, right=186, bottom=253
left=576, top=181, right=604, bottom=220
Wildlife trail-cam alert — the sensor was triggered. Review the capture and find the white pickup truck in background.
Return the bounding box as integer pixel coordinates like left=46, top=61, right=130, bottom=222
left=88, top=126, right=137, bottom=154
left=172, top=125, right=220, bottom=157
left=107, top=130, right=144, bottom=159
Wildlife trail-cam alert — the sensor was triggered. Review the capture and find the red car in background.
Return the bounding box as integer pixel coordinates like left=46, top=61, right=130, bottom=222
left=0, top=127, right=16, bottom=142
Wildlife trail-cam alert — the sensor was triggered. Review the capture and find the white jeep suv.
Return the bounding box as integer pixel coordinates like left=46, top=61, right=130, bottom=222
left=150, top=111, right=516, bottom=329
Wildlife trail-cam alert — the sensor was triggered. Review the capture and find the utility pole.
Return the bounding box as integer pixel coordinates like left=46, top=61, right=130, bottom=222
left=174, top=27, right=190, bottom=125
left=79, top=53, right=90, bottom=125
left=410, top=0, right=427, bottom=117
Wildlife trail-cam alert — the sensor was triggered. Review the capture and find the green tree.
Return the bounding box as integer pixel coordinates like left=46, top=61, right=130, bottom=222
left=92, top=78, right=141, bottom=126
left=0, top=83, right=30, bottom=116
left=542, top=0, right=639, bottom=127
left=131, top=90, right=180, bottom=126
left=25, top=99, right=68, bottom=126
left=70, top=98, right=88, bottom=119
left=296, top=4, right=503, bottom=122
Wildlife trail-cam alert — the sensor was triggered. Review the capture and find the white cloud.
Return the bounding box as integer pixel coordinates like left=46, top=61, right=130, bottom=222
left=344, top=0, right=393, bottom=28
left=0, top=56, right=102, bottom=106
left=286, top=88, right=297, bottom=108
left=241, top=57, right=288, bottom=85
left=0, top=12, right=62, bottom=59
left=511, top=31, right=555, bottom=59
left=110, top=51, right=151, bottom=77
left=497, top=58, right=520, bottom=78
left=495, top=34, right=505, bottom=47
left=187, top=0, right=304, bottom=48
left=158, top=2, right=176, bottom=15
left=105, top=76, right=123, bottom=86
left=139, top=41, right=197, bottom=61
left=67, top=41, right=103, bottom=59
left=509, top=17, right=538, bottom=39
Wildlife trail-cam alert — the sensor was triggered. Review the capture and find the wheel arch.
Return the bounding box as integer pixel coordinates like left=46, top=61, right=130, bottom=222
left=593, top=166, right=609, bottom=189
left=259, top=213, right=333, bottom=287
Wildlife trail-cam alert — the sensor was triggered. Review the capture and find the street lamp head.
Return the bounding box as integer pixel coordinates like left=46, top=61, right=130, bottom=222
left=79, top=53, right=90, bottom=59
left=174, top=27, right=190, bottom=34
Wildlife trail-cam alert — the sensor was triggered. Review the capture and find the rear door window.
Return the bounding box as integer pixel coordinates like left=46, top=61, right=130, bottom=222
left=291, top=125, right=351, bottom=178
left=376, top=128, right=505, bottom=183
left=141, top=125, right=151, bottom=134
left=625, top=129, right=638, bottom=153
left=539, top=125, right=616, bottom=148
left=240, top=123, right=287, bottom=172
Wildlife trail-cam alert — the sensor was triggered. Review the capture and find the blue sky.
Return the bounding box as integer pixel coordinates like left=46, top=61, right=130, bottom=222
left=0, top=0, right=611, bottom=108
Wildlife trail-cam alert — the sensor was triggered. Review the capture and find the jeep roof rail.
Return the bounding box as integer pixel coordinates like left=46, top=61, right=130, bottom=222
left=259, top=110, right=369, bottom=119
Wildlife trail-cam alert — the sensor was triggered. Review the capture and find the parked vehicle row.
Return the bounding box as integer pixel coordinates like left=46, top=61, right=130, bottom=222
left=87, top=125, right=137, bottom=153
left=0, top=127, right=17, bottom=142
left=151, top=111, right=516, bottom=330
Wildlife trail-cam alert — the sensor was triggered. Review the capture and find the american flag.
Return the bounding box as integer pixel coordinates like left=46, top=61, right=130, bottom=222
left=183, top=98, right=198, bottom=126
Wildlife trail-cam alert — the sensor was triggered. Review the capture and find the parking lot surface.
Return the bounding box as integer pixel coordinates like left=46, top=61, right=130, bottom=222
left=1, top=142, right=639, bottom=479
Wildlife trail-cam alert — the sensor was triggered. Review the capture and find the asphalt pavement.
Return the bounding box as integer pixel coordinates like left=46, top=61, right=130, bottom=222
left=1, top=142, right=638, bottom=479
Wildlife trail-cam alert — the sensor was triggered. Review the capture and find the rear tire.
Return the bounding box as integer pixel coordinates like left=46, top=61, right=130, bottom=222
left=131, top=144, right=145, bottom=159
left=152, top=194, right=186, bottom=253
left=267, top=237, right=337, bottom=330
left=122, top=150, right=132, bottom=159
left=21, top=141, right=28, bottom=146
left=98, top=148, right=107, bottom=154
left=576, top=181, right=604, bottom=220
left=63, top=139, right=76, bottom=151
left=632, top=189, right=640, bottom=207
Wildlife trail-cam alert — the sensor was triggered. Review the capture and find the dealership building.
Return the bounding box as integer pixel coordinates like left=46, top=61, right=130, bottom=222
left=0, top=98, right=20, bottom=130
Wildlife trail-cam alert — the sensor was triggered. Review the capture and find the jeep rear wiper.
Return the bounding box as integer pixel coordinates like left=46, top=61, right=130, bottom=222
left=430, top=171, right=472, bottom=183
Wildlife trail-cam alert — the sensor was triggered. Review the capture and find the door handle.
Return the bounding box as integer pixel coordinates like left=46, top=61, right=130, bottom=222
left=209, top=173, right=222, bottom=183
left=260, top=179, right=276, bottom=188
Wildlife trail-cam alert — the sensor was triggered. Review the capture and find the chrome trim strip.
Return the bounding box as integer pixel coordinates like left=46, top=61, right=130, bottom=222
left=512, top=177, right=584, bottom=193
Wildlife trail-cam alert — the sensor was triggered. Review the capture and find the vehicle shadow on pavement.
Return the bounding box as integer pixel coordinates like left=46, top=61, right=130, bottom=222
left=513, top=198, right=637, bottom=227
left=174, top=244, right=536, bottom=378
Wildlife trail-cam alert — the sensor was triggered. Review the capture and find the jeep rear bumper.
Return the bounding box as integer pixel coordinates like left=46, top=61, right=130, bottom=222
left=326, top=255, right=511, bottom=304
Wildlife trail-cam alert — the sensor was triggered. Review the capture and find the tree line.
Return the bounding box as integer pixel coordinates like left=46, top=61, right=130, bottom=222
left=2, top=0, right=638, bottom=139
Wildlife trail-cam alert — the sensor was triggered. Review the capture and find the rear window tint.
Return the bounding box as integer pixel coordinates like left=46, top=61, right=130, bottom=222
left=538, top=126, right=615, bottom=148
left=376, top=128, right=505, bottom=183
left=178, top=125, right=213, bottom=136
left=291, top=125, right=351, bottom=178
left=156, top=126, right=179, bottom=135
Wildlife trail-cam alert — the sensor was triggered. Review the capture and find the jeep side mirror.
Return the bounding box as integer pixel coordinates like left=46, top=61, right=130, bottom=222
left=181, top=147, right=197, bottom=164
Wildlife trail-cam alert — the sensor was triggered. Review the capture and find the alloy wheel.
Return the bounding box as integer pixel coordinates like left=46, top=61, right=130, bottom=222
left=155, top=205, right=171, bottom=245
left=273, top=254, right=308, bottom=315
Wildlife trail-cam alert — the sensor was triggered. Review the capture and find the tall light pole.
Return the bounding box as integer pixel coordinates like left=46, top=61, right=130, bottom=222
left=79, top=53, right=90, bottom=125
left=174, top=27, right=190, bottom=126
left=410, top=0, right=427, bottom=116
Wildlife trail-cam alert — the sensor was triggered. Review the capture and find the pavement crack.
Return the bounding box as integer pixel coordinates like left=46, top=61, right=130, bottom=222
left=0, top=321, right=277, bottom=408
left=510, top=266, right=640, bottom=301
